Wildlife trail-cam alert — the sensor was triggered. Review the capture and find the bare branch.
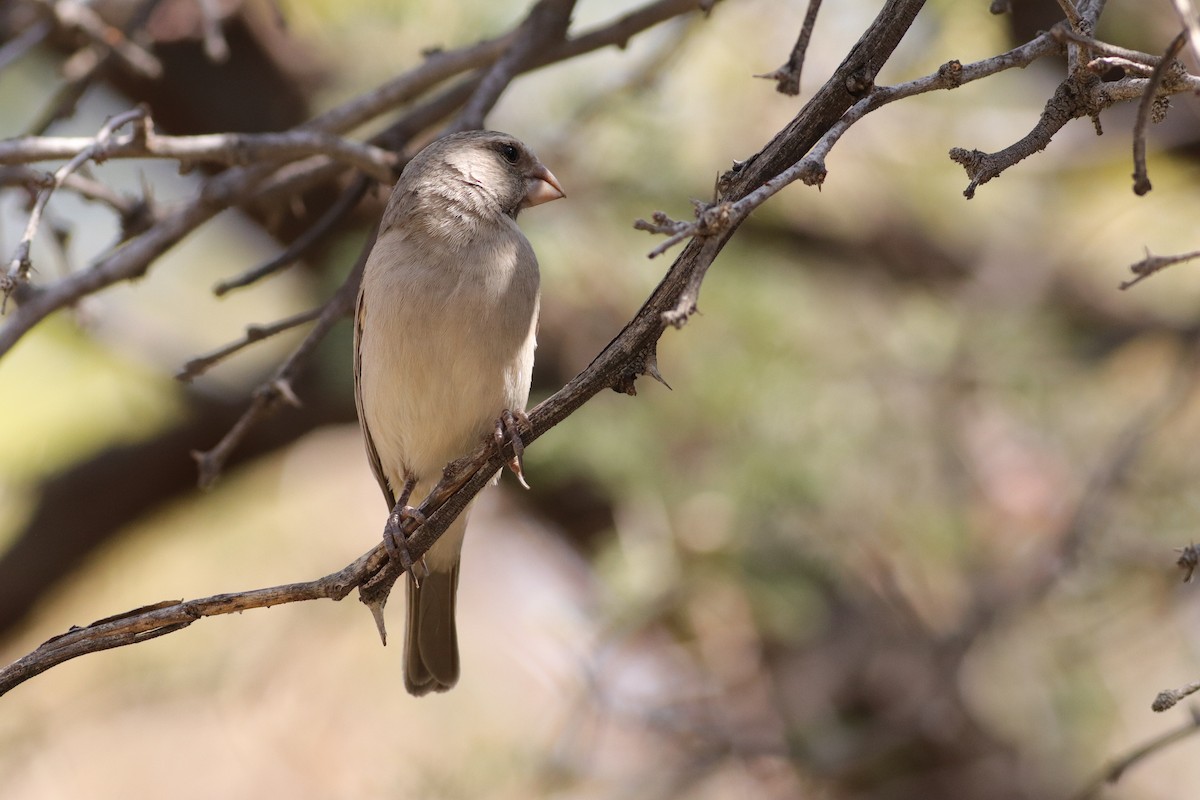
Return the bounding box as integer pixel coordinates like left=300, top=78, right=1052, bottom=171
left=1054, top=26, right=1163, bottom=66
left=637, top=32, right=1061, bottom=262
left=0, top=165, right=150, bottom=224
left=1133, top=31, right=1187, bottom=196
left=755, top=0, right=823, bottom=96
left=176, top=306, right=325, bottom=383
left=1, top=106, right=148, bottom=311
left=1170, top=0, right=1200, bottom=64
left=191, top=263, right=360, bottom=488
left=213, top=176, right=374, bottom=296
left=1119, top=247, right=1200, bottom=289
left=1154, top=683, right=1200, bottom=712
left=1072, top=708, right=1200, bottom=799
left=0, top=549, right=380, bottom=696
left=0, top=128, right=400, bottom=183
left=0, top=18, right=52, bottom=72
left=1056, top=0, right=1083, bottom=29
left=41, top=0, right=163, bottom=79
left=453, top=0, right=576, bottom=131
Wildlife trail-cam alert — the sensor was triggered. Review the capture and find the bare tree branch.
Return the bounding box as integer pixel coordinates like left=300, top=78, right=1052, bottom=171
left=453, top=0, right=576, bottom=131
left=1170, top=0, right=1200, bottom=63
left=1, top=106, right=148, bottom=311
left=1072, top=708, right=1200, bottom=799
left=1119, top=248, right=1200, bottom=289
left=0, top=17, right=52, bottom=71
left=755, top=0, right=823, bottom=96
left=0, top=126, right=400, bottom=182
left=175, top=306, right=325, bottom=383
left=1133, top=31, right=1187, bottom=196
left=213, top=175, right=373, bottom=296
left=39, top=0, right=163, bottom=79
left=1153, top=682, right=1200, bottom=712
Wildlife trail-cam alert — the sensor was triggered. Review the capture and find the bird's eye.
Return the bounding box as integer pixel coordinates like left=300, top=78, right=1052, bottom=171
left=499, top=144, right=520, bottom=164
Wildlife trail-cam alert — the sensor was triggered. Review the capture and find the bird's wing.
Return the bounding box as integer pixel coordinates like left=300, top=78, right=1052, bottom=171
left=353, top=283, right=396, bottom=508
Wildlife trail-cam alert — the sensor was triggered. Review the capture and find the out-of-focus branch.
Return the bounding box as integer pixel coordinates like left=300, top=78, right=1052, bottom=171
left=453, top=0, right=576, bottom=132
left=191, top=255, right=363, bottom=488
left=0, top=126, right=399, bottom=182
left=1170, top=0, right=1200, bottom=63
left=38, top=0, right=163, bottom=79
left=1, top=107, right=148, bottom=310
left=1072, top=708, right=1200, bottom=799
left=0, top=165, right=150, bottom=224
left=213, top=175, right=374, bottom=296
left=0, top=17, right=52, bottom=71
left=175, top=306, right=324, bottom=382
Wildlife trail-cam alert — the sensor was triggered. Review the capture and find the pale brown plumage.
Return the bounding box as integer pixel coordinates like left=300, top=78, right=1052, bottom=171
left=354, top=130, right=563, bottom=696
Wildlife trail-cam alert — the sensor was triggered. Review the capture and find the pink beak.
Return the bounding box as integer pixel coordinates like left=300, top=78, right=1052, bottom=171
left=522, top=163, right=565, bottom=208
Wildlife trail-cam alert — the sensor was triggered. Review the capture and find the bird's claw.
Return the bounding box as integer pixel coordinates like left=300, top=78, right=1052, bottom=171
left=494, top=409, right=531, bottom=489
left=386, top=506, right=429, bottom=587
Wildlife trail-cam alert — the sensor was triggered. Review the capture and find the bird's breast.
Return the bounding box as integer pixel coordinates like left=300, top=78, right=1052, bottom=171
left=357, top=224, right=540, bottom=484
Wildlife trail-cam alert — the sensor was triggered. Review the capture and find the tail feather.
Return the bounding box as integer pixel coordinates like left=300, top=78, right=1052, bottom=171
left=402, top=512, right=467, bottom=696
left=403, top=564, right=460, bottom=695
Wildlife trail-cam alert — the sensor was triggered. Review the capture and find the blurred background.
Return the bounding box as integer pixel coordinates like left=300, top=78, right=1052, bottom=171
left=2, top=0, right=1200, bottom=798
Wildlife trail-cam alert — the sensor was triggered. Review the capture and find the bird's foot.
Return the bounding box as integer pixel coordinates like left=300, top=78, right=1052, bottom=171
left=494, top=409, right=531, bottom=489
left=383, top=477, right=430, bottom=586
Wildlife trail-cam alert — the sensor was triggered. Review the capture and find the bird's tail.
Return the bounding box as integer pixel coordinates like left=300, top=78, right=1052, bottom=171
left=403, top=512, right=468, bottom=696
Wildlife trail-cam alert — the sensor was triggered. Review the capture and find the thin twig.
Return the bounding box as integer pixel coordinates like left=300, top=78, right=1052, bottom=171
left=1119, top=247, right=1200, bottom=289
left=191, top=247, right=365, bottom=487
left=0, top=18, right=53, bottom=72
left=213, top=174, right=374, bottom=296
left=637, top=32, right=1061, bottom=262
left=1054, top=25, right=1163, bottom=67
left=1153, top=682, right=1200, bottom=712
left=1, top=107, right=148, bottom=311
left=1072, top=708, right=1200, bottom=799
left=0, top=166, right=146, bottom=221
left=452, top=0, right=576, bottom=131
left=40, top=0, right=163, bottom=79
left=755, top=0, right=823, bottom=96
left=1132, top=31, right=1187, bottom=196
left=1169, top=0, right=1200, bottom=64
left=0, top=128, right=400, bottom=183
left=176, top=306, right=325, bottom=382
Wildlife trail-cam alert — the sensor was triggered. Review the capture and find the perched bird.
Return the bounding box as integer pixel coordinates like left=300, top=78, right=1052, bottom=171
left=354, top=130, right=564, bottom=695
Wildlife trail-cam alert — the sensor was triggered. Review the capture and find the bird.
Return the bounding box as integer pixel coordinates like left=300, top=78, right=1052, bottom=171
left=353, top=130, right=564, bottom=696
